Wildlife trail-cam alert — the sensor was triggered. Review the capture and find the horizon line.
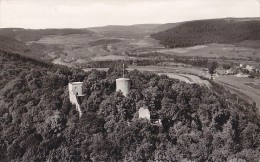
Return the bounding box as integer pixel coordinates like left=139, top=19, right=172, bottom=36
left=1, top=16, right=259, bottom=30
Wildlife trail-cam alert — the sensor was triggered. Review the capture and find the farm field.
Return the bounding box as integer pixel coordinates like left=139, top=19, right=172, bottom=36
left=158, top=73, right=211, bottom=88
left=215, top=75, right=260, bottom=113
left=154, top=43, right=260, bottom=60
left=129, top=66, right=211, bottom=87
left=92, top=55, right=135, bottom=61
left=128, top=65, right=206, bottom=76
left=34, top=33, right=162, bottom=67
left=83, top=65, right=202, bottom=74
left=32, top=28, right=260, bottom=71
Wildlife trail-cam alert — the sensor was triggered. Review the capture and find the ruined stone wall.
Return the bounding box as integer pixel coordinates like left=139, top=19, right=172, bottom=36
left=68, top=82, right=83, bottom=117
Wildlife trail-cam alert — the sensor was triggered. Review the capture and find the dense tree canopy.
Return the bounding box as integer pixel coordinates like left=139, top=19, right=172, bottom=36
left=208, top=61, right=219, bottom=75
left=151, top=19, right=260, bottom=48
left=0, top=51, right=259, bottom=161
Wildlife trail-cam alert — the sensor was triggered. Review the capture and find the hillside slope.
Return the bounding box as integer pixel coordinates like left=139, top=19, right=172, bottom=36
left=0, top=50, right=259, bottom=161
left=88, top=24, right=160, bottom=39
left=152, top=22, right=182, bottom=33
left=0, top=36, right=52, bottom=61
left=151, top=18, right=260, bottom=48
left=0, top=28, right=94, bottom=42
left=89, top=24, right=160, bottom=33
left=88, top=23, right=181, bottom=39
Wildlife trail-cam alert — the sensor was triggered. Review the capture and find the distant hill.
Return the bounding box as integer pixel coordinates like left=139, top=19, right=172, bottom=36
left=88, top=24, right=181, bottom=39
left=88, top=24, right=161, bottom=39
left=0, top=28, right=94, bottom=42
left=0, top=23, right=179, bottom=42
left=152, top=22, right=182, bottom=33
left=89, top=24, right=160, bottom=33
left=151, top=18, right=260, bottom=48
left=0, top=36, right=51, bottom=61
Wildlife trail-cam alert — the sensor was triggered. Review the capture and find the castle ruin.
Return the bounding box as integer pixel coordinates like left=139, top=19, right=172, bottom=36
left=68, top=82, right=85, bottom=117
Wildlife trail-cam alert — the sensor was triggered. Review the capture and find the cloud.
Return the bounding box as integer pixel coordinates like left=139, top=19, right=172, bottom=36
left=0, top=0, right=258, bottom=28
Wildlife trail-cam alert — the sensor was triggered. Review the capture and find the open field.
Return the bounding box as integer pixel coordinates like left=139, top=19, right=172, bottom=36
left=34, top=33, right=162, bottom=66
left=127, top=65, right=206, bottom=76
left=33, top=30, right=260, bottom=71
left=215, top=75, right=260, bottom=112
left=129, top=66, right=210, bottom=87
left=159, top=45, right=208, bottom=54
left=158, top=73, right=211, bottom=88
left=154, top=43, right=260, bottom=60
left=91, top=55, right=136, bottom=61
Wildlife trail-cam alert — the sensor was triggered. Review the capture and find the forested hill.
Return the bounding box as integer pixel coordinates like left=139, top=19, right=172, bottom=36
left=0, top=36, right=53, bottom=61
left=87, top=24, right=181, bottom=38
left=151, top=18, right=260, bottom=48
left=0, top=51, right=260, bottom=161
left=0, top=28, right=94, bottom=42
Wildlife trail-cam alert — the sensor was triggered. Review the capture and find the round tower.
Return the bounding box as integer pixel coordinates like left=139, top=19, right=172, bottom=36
left=116, top=78, right=131, bottom=96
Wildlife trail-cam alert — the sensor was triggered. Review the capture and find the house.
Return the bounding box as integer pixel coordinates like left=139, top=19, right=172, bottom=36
left=240, top=63, right=245, bottom=68
left=225, top=67, right=236, bottom=75
left=246, top=65, right=254, bottom=72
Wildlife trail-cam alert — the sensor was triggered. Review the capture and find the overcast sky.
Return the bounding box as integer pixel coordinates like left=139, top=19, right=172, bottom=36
left=0, top=0, right=259, bottom=28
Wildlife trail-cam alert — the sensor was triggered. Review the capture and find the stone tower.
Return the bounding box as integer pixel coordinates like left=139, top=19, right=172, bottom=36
left=116, top=78, right=131, bottom=96
left=116, top=63, right=131, bottom=96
